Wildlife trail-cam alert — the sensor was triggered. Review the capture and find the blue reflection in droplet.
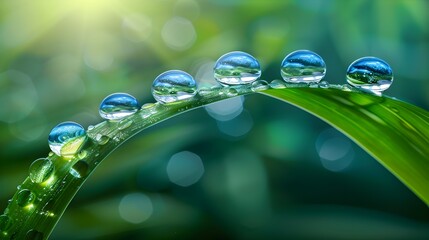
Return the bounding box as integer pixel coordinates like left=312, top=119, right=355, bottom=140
left=214, top=51, right=261, bottom=85
left=346, top=57, right=393, bottom=92
left=281, top=50, right=326, bottom=83
left=152, top=70, right=197, bottom=104
left=99, top=93, right=140, bottom=120
left=48, top=122, right=86, bottom=156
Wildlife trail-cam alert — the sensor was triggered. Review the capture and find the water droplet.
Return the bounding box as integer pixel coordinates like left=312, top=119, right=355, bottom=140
left=341, top=84, right=353, bottom=92
left=16, top=189, right=36, bottom=207
left=346, top=57, right=393, bottom=93
left=29, top=158, right=54, bottom=184
left=94, top=134, right=109, bottom=145
left=69, top=160, right=90, bottom=178
left=77, top=150, right=88, bottom=159
left=198, top=87, right=213, bottom=96
left=309, top=82, right=319, bottom=88
left=0, top=215, right=12, bottom=232
left=48, top=122, right=87, bottom=156
left=281, top=50, right=326, bottom=83
left=99, top=93, right=139, bottom=120
left=225, top=87, right=238, bottom=97
left=40, top=199, right=55, bottom=217
left=118, top=119, right=133, bottom=130
left=25, top=229, right=43, bottom=240
left=319, top=81, right=329, bottom=88
left=88, top=125, right=95, bottom=131
left=214, top=51, right=261, bottom=85
left=251, top=80, right=269, bottom=92
left=152, top=70, right=197, bottom=104
left=269, top=79, right=286, bottom=89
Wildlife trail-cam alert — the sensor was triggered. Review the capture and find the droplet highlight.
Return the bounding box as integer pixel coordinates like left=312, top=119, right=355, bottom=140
left=152, top=70, right=197, bottom=104
left=29, top=158, right=55, bottom=184
left=346, top=57, right=393, bottom=92
left=214, top=51, right=261, bottom=85
left=99, top=93, right=140, bottom=120
left=281, top=50, right=326, bottom=83
left=16, top=189, right=36, bottom=207
left=48, top=122, right=87, bottom=156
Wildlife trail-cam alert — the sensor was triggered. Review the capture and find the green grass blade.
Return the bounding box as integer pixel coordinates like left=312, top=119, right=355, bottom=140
left=263, top=87, right=429, bottom=205
left=2, top=84, right=429, bottom=239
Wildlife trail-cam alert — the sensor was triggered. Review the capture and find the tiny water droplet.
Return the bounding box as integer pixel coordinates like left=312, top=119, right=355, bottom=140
left=29, top=158, right=54, bottom=184
left=118, top=119, right=133, bottom=130
left=48, top=122, right=87, bottom=156
left=152, top=70, right=197, bottom=104
left=69, top=160, right=89, bottom=178
left=99, top=93, right=140, bottom=120
left=225, top=87, right=238, bottom=97
left=94, top=134, right=109, bottom=145
left=16, top=189, right=36, bottom=207
left=214, top=51, right=261, bottom=85
left=341, top=84, right=353, bottom=92
left=281, top=50, right=326, bottom=83
left=25, top=229, right=43, bottom=240
left=346, top=57, right=393, bottom=93
left=269, top=79, right=286, bottom=89
left=198, top=87, right=213, bottom=96
left=88, top=125, right=95, bottom=131
left=48, top=152, right=53, bottom=157
left=319, top=81, right=329, bottom=88
left=0, top=215, right=12, bottom=232
left=251, top=80, right=270, bottom=92
left=309, top=82, right=319, bottom=88
left=77, top=150, right=88, bottom=159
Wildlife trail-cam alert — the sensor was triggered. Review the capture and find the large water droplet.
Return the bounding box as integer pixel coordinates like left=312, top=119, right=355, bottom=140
left=48, top=122, right=87, bottom=156
left=281, top=50, right=326, bottom=83
left=16, top=189, right=36, bottom=207
left=0, top=215, right=12, bottom=232
left=99, top=93, right=140, bottom=120
left=214, top=51, right=261, bottom=85
left=69, top=160, right=90, bottom=178
left=29, top=158, right=55, bottom=184
left=152, top=70, right=197, bottom=104
left=346, top=57, right=393, bottom=92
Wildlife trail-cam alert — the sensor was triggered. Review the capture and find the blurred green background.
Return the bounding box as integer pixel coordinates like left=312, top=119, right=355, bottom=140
left=1, top=0, right=429, bottom=239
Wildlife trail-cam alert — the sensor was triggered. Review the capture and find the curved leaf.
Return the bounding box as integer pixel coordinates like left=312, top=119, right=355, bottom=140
left=2, top=84, right=429, bottom=239
left=263, top=88, right=429, bottom=205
